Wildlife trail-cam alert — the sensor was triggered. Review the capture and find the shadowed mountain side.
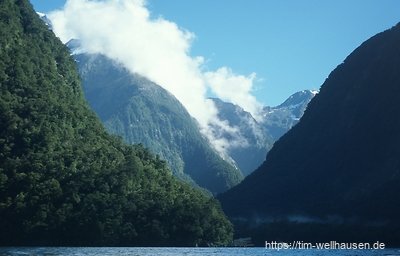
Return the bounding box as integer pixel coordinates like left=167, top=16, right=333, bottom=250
left=219, top=23, right=400, bottom=245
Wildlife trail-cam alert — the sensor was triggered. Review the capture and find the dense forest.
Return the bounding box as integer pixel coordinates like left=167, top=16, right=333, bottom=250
left=0, top=0, right=232, bottom=246
left=219, top=23, right=400, bottom=245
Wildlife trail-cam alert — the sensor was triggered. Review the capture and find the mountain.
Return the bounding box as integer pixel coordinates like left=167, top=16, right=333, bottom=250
left=210, top=98, right=273, bottom=176
left=219, top=23, right=400, bottom=245
left=0, top=0, right=233, bottom=246
left=262, top=90, right=317, bottom=140
left=32, top=14, right=313, bottom=185
left=210, top=90, right=315, bottom=175
left=72, top=51, right=243, bottom=194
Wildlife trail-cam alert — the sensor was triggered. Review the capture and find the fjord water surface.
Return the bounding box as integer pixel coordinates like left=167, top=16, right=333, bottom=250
left=0, top=247, right=399, bottom=256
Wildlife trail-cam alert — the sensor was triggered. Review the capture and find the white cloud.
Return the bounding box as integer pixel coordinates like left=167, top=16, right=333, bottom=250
left=48, top=0, right=264, bottom=156
left=205, top=67, right=264, bottom=121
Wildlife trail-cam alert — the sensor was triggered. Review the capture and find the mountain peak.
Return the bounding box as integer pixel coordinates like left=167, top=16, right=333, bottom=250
left=261, top=90, right=316, bottom=140
left=277, top=89, right=318, bottom=108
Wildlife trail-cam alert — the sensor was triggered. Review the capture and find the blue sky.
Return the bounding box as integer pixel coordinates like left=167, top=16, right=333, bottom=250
left=30, top=0, right=400, bottom=106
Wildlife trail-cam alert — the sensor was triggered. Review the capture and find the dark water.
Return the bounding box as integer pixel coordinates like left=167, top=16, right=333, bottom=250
left=0, top=247, right=399, bottom=256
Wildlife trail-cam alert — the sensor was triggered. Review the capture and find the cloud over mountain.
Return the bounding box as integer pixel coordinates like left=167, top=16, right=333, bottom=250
left=48, top=0, right=262, bottom=156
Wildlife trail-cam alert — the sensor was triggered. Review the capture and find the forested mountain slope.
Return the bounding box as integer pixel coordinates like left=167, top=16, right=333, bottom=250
left=0, top=0, right=232, bottom=246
